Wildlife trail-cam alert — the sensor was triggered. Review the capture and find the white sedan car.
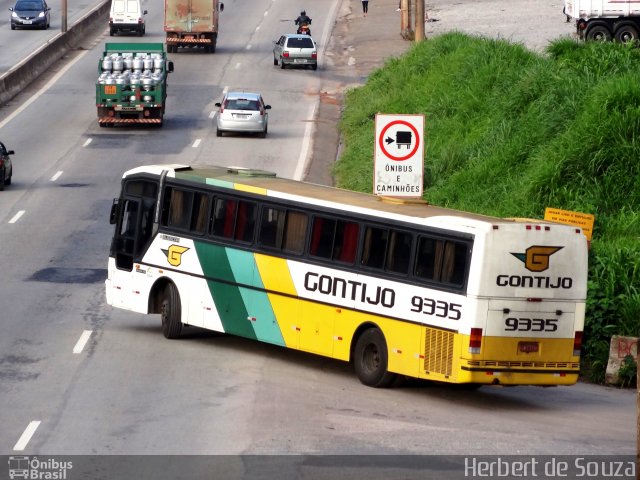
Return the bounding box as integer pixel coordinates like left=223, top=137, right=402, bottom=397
left=215, top=91, right=271, bottom=138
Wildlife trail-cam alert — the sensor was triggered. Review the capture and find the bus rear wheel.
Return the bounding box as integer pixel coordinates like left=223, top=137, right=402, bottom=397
left=353, top=328, right=397, bottom=388
left=161, top=283, right=182, bottom=339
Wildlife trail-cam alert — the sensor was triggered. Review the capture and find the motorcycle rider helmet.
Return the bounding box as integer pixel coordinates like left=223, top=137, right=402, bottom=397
left=301, top=10, right=306, bottom=15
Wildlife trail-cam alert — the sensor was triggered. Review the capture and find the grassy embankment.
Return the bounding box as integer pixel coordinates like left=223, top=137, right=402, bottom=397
left=335, top=32, right=640, bottom=384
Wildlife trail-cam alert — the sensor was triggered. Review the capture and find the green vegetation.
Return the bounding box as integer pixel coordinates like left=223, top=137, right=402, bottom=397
left=335, top=32, right=640, bottom=383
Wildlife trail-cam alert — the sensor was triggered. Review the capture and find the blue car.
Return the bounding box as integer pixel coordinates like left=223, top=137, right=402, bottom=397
left=9, top=0, right=51, bottom=30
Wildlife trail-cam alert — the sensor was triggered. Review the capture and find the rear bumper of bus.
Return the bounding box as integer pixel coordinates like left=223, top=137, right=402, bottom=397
left=457, top=361, right=580, bottom=386
left=417, top=328, right=581, bottom=386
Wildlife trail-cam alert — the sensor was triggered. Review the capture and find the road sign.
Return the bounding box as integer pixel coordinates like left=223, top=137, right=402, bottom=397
left=374, top=114, right=425, bottom=198
left=544, top=207, right=595, bottom=241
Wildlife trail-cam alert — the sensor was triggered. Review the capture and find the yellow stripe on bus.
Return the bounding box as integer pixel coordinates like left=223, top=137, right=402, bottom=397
left=234, top=184, right=267, bottom=195
left=255, top=254, right=299, bottom=349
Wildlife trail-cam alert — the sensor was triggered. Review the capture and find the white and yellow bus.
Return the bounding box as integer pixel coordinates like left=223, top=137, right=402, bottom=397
left=105, top=164, right=588, bottom=387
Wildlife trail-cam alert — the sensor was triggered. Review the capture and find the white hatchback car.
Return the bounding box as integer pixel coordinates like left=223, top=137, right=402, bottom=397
left=215, top=92, right=271, bottom=138
left=273, top=34, right=318, bottom=70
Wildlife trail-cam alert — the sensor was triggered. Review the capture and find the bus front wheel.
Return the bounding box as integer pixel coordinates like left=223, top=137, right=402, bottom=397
left=161, top=283, right=182, bottom=339
left=353, top=328, right=397, bottom=388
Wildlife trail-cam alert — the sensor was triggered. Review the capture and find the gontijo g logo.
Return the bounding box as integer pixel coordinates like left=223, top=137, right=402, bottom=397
left=511, top=246, right=563, bottom=272
left=162, top=244, right=189, bottom=267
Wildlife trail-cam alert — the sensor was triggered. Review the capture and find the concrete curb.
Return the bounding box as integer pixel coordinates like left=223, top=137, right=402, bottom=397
left=0, top=0, right=110, bottom=106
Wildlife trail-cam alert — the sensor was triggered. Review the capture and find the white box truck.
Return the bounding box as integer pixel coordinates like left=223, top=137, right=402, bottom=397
left=565, top=0, right=640, bottom=42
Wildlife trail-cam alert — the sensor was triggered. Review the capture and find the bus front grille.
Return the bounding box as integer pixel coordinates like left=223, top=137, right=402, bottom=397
left=424, top=328, right=454, bottom=376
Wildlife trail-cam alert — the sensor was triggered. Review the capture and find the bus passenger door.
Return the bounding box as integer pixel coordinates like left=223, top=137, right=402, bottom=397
left=112, top=197, right=141, bottom=272
left=108, top=197, right=142, bottom=309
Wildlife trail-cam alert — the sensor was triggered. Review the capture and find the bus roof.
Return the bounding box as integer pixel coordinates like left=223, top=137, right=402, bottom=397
left=124, top=164, right=530, bottom=229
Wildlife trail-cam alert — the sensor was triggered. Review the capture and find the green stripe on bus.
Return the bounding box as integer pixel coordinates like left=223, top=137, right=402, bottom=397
left=226, top=249, right=285, bottom=347
left=194, top=241, right=256, bottom=340
left=194, top=242, right=285, bottom=345
left=206, top=178, right=235, bottom=189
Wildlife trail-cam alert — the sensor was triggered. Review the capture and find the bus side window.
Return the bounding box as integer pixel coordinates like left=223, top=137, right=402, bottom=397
left=234, top=201, right=257, bottom=243
left=386, top=230, right=412, bottom=274
left=282, top=210, right=308, bottom=254
left=310, top=217, right=335, bottom=259
left=415, top=237, right=468, bottom=287
left=164, top=188, right=194, bottom=231
left=259, top=206, right=285, bottom=249
left=333, top=220, right=359, bottom=264
left=414, top=236, right=437, bottom=280
left=361, top=226, right=388, bottom=270
left=210, top=197, right=238, bottom=239
left=441, top=241, right=468, bottom=286
left=190, top=192, right=210, bottom=235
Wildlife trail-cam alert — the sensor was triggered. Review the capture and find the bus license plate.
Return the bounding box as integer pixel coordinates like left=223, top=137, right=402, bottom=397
left=518, top=342, right=539, bottom=353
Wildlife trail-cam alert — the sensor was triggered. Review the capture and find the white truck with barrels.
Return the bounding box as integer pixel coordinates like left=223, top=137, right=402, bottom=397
left=564, top=0, right=640, bottom=42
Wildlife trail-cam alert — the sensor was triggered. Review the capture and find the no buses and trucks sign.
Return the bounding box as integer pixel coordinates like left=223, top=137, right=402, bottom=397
left=374, top=114, right=425, bottom=198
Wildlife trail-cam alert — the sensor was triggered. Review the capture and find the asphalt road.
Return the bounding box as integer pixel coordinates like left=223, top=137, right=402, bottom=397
left=0, top=0, right=105, bottom=75
left=0, top=0, right=635, bottom=477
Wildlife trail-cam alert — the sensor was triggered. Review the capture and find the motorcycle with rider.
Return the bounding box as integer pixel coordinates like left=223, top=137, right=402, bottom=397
left=295, top=10, right=312, bottom=35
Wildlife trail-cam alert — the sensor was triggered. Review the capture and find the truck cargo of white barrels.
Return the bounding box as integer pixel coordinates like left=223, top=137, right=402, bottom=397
left=565, top=0, right=640, bottom=42
left=96, top=43, right=174, bottom=127
left=164, top=0, right=224, bottom=53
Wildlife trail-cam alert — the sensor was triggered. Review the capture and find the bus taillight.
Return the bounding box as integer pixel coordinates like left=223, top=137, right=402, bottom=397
left=573, top=331, right=583, bottom=356
left=469, top=328, right=482, bottom=354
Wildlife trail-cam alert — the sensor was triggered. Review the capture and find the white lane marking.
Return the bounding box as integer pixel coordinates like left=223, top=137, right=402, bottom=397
left=264, top=11, right=268, bottom=16
left=73, top=330, right=92, bottom=354
left=8, top=210, right=25, bottom=224
left=0, top=50, right=90, bottom=130
left=223, top=86, right=229, bottom=95
left=246, top=45, right=252, bottom=50
left=82, top=138, right=92, bottom=147
left=256, top=25, right=261, bottom=31
left=209, top=111, right=216, bottom=119
left=13, top=421, right=41, bottom=451
left=293, top=103, right=318, bottom=181
left=235, top=62, right=241, bottom=69
left=50, top=171, right=63, bottom=182
left=192, top=139, right=201, bottom=148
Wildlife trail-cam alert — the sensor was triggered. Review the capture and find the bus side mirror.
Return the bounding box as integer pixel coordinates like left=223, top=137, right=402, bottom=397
left=167, top=61, right=174, bottom=73
left=110, top=199, right=119, bottom=225
left=220, top=3, right=224, bottom=11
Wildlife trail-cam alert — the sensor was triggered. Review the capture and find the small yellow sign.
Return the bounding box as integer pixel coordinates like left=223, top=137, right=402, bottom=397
left=544, top=207, right=595, bottom=241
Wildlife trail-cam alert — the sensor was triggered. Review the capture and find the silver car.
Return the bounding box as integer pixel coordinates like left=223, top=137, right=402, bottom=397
left=273, top=34, right=318, bottom=70
left=215, top=91, right=271, bottom=138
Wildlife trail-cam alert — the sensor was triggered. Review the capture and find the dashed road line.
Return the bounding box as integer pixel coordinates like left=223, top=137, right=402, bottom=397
left=9, top=210, right=25, bottom=224
left=73, top=330, right=92, bottom=354
left=13, top=421, right=41, bottom=451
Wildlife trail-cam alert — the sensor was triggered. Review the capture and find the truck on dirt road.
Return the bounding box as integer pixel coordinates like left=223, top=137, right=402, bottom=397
left=164, top=0, right=224, bottom=53
left=96, top=43, right=174, bottom=127
left=565, top=0, right=640, bottom=42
